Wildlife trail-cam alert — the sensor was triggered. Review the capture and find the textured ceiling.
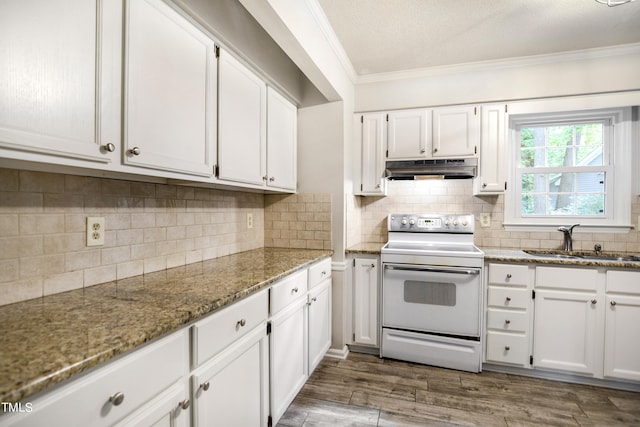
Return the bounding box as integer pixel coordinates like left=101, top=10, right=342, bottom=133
left=316, top=0, right=640, bottom=75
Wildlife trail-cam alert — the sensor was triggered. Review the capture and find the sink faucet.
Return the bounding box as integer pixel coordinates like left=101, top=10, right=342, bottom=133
left=558, top=224, right=580, bottom=251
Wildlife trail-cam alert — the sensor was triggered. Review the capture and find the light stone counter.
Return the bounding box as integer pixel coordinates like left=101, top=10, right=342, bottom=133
left=0, top=247, right=332, bottom=403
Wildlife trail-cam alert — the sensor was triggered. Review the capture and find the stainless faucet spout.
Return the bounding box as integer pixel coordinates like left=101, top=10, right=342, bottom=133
left=558, top=224, right=580, bottom=251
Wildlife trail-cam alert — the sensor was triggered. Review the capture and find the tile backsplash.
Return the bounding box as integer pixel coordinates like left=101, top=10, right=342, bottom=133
left=348, top=179, right=640, bottom=253
left=0, top=168, right=334, bottom=307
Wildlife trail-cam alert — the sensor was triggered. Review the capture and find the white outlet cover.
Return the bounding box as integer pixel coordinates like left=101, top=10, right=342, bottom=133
left=480, top=213, right=491, bottom=228
left=87, top=217, right=105, bottom=246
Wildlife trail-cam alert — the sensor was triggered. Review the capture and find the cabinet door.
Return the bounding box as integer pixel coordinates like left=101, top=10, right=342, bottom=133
left=192, top=324, right=269, bottom=427
left=604, top=294, right=640, bottom=381
left=387, top=109, right=430, bottom=160
left=432, top=105, right=479, bottom=157
left=270, top=298, right=308, bottom=425
left=0, top=0, right=121, bottom=164
left=533, top=289, right=598, bottom=375
left=359, top=113, right=386, bottom=195
left=218, top=49, right=267, bottom=186
left=474, top=104, right=507, bottom=194
left=124, top=0, right=216, bottom=177
left=266, top=87, right=297, bottom=191
left=113, top=382, right=189, bottom=427
left=308, top=279, right=331, bottom=374
left=353, top=258, right=379, bottom=347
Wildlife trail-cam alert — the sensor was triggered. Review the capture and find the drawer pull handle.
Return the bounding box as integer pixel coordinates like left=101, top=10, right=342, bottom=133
left=505, top=297, right=511, bottom=302
left=307, top=296, right=318, bottom=306
left=591, top=299, right=597, bottom=305
left=291, top=287, right=299, bottom=294
left=505, top=319, right=511, bottom=325
left=109, top=392, right=125, bottom=406
left=504, top=346, right=510, bottom=351
left=321, top=271, right=327, bottom=275
left=506, top=274, right=512, bottom=279
left=102, top=143, right=116, bottom=153
left=129, top=146, right=141, bottom=156
left=201, top=381, right=210, bottom=391
left=237, top=318, right=246, bottom=328
left=179, top=399, right=191, bottom=410
left=611, top=300, right=617, bottom=306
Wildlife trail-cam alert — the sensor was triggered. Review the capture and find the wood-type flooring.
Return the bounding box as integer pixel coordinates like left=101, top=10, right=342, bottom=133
left=277, top=352, right=640, bottom=427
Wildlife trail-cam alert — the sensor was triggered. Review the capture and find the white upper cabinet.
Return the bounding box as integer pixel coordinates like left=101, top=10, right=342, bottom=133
left=218, top=49, right=267, bottom=186
left=386, top=109, right=431, bottom=160
left=357, top=113, right=386, bottom=195
left=474, top=104, right=508, bottom=195
left=432, top=105, right=480, bottom=157
left=0, top=0, right=121, bottom=164
left=124, top=0, right=216, bottom=177
left=266, top=87, right=297, bottom=191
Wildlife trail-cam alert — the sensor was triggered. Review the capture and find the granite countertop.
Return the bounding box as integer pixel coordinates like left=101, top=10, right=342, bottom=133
left=345, top=242, right=385, bottom=254
left=483, top=248, right=640, bottom=269
left=0, top=247, right=333, bottom=403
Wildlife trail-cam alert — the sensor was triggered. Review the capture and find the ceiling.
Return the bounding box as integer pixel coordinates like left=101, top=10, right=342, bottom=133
left=316, top=0, right=640, bottom=76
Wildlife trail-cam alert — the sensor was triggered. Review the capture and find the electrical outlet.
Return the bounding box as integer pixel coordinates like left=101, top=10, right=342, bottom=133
left=247, top=213, right=254, bottom=229
left=480, top=213, right=491, bottom=228
left=86, top=217, right=105, bottom=246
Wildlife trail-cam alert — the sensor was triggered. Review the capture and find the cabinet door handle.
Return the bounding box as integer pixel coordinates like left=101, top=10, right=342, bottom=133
left=482, top=183, right=487, bottom=189
left=236, top=318, right=246, bottom=328
left=505, top=319, right=511, bottom=325
left=102, top=143, right=116, bottom=153
left=610, top=300, right=617, bottom=306
left=506, top=274, right=512, bottom=279
left=269, top=176, right=275, bottom=182
left=433, top=148, right=438, bottom=153
left=504, top=346, right=510, bottom=351
left=505, top=297, right=511, bottom=302
left=129, top=147, right=141, bottom=156
left=200, top=381, right=210, bottom=391
left=420, top=148, right=426, bottom=154
left=109, top=392, right=125, bottom=406
left=179, top=399, right=190, bottom=410
left=262, top=175, right=268, bottom=181
left=321, top=271, right=327, bottom=276
left=591, top=299, right=597, bottom=305
left=291, top=287, right=299, bottom=294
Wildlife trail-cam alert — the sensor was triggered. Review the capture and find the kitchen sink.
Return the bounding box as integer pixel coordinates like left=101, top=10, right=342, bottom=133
left=523, top=250, right=640, bottom=262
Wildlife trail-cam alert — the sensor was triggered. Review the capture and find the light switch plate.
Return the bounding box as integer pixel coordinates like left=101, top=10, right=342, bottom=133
left=247, top=213, right=254, bottom=229
left=480, top=213, right=491, bottom=228
left=87, top=217, right=105, bottom=246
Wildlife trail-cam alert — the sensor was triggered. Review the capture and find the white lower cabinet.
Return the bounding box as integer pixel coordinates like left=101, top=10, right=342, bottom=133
left=353, top=257, right=379, bottom=347
left=269, top=270, right=309, bottom=426
left=0, top=331, right=189, bottom=427
left=308, top=278, right=332, bottom=374
left=604, top=270, right=640, bottom=382
left=191, top=324, right=269, bottom=427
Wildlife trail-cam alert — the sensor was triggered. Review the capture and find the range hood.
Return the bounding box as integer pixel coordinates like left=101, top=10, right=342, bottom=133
left=385, top=158, right=477, bottom=180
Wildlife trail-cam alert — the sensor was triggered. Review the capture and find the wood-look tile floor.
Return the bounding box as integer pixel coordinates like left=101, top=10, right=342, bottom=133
left=277, top=352, right=640, bottom=427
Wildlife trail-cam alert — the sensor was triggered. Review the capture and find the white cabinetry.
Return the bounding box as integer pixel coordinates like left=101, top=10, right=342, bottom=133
left=0, top=0, right=121, bottom=165
left=266, top=87, right=297, bottom=191
left=269, top=270, right=309, bottom=426
left=386, top=109, right=431, bottom=160
left=485, top=264, right=532, bottom=366
left=474, top=104, right=507, bottom=195
left=533, top=267, right=600, bottom=375
left=307, top=258, right=332, bottom=374
left=191, top=289, right=269, bottom=427
left=0, top=331, right=189, bottom=427
left=356, top=113, right=386, bottom=195
left=353, top=257, right=379, bottom=347
left=123, top=0, right=216, bottom=177
left=604, top=270, right=640, bottom=382
left=218, top=49, right=266, bottom=186
left=432, top=105, right=480, bottom=158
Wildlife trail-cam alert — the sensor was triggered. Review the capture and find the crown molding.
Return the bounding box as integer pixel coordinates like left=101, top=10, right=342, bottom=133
left=355, top=42, right=640, bottom=85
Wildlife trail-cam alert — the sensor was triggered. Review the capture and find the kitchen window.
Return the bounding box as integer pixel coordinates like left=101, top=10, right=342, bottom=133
left=505, top=107, right=633, bottom=231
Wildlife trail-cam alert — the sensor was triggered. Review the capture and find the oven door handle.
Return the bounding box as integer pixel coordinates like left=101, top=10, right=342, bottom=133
left=384, top=264, right=480, bottom=275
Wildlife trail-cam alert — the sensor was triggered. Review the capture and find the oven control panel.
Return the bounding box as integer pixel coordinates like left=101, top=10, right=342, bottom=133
left=388, top=214, right=474, bottom=233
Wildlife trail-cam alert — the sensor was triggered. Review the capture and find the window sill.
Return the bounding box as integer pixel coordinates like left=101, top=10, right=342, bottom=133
left=502, top=223, right=635, bottom=234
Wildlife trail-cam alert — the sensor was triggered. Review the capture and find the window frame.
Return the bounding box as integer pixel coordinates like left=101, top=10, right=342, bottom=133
left=505, top=107, right=633, bottom=232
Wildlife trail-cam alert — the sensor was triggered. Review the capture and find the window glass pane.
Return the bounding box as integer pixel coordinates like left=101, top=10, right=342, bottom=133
left=550, top=193, right=576, bottom=215
left=576, top=172, right=605, bottom=193
left=577, top=194, right=605, bottom=215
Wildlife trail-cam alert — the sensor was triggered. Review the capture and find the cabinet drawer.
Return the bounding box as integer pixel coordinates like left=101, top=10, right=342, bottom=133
left=487, top=287, right=529, bottom=309
left=5, top=331, right=188, bottom=427
left=488, top=264, right=529, bottom=287
left=486, top=331, right=528, bottom=365
left=606, top=270, right=640, bottom=294
left=308, top=258, right=331, bottom=289
left=192, top=289, right=268, bottom=367
left=270, top=269, right=308, bottom=315
left=487, top=309, right=528, bottom=332
left=536, top=266, right=597, bottom=291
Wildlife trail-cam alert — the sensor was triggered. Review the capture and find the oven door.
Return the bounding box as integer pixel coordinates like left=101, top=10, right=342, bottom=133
left=382, top=263, right=481, bottom=337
